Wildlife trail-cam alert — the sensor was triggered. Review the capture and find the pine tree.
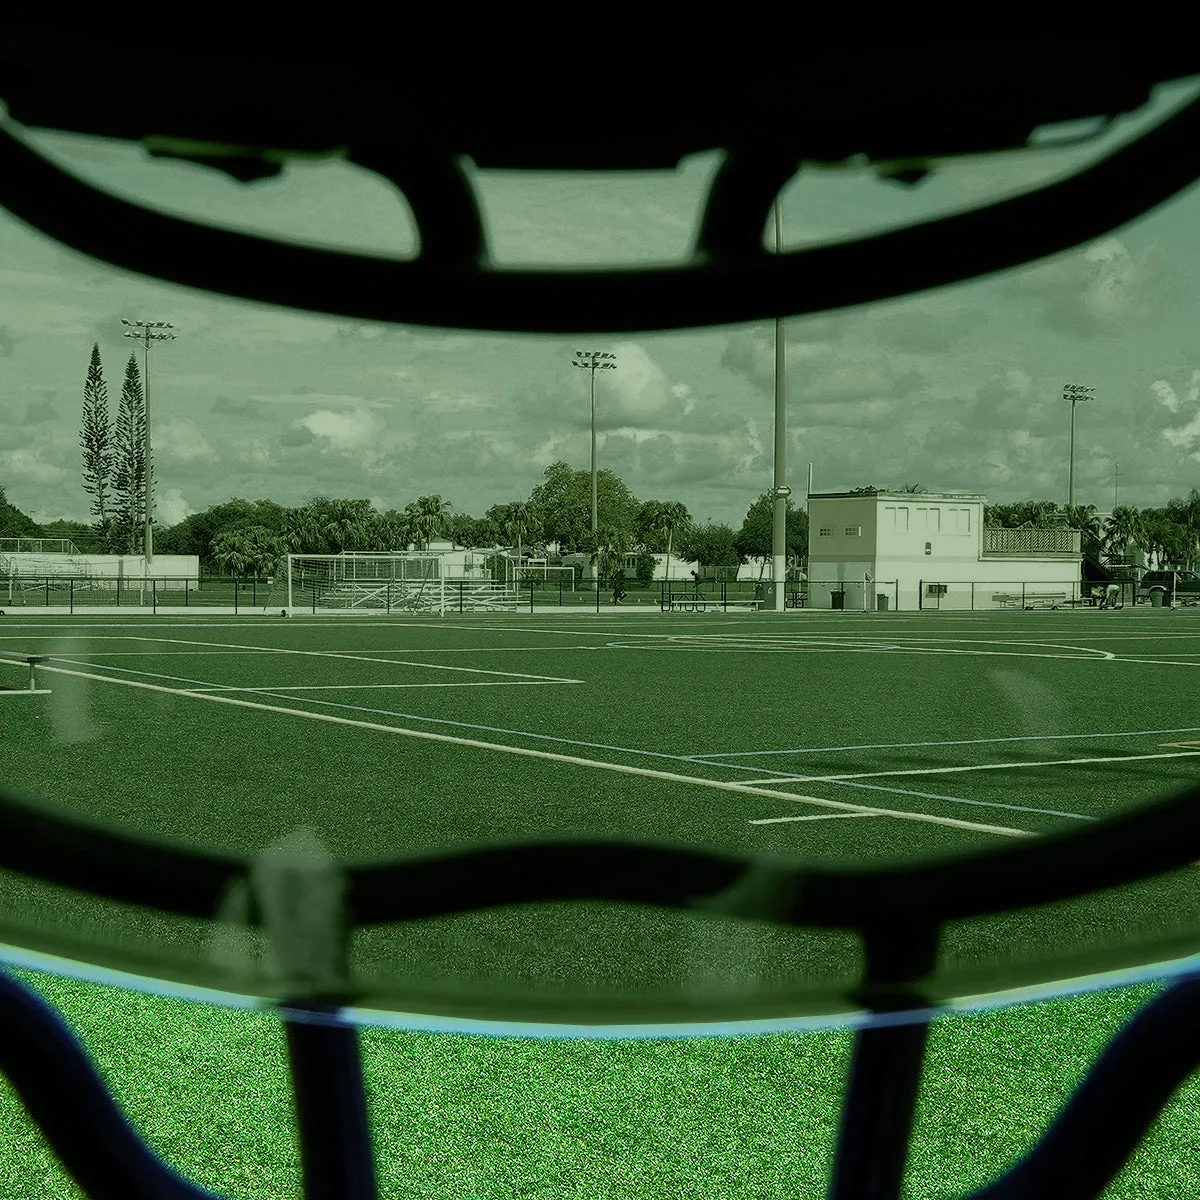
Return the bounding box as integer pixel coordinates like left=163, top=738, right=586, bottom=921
left=79, top=343, right=113, bottom=538
left=111, top=354, right=147, bottom=554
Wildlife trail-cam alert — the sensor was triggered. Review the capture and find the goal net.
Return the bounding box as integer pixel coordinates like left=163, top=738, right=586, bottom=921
left=286, top=553, right=445, bottom=613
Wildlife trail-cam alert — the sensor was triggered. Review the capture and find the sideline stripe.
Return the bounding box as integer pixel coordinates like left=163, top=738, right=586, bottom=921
left=750, top=813, right=880, bottom=825
left=692, top=726, right=1200, bottom=759
left=35, top=662, right=1035, bottom=840
left=738, top=749, right=1200, bottom=785
left=186, top=681, right=573, bottom=691
left=121, top=635, right=580, bottom=683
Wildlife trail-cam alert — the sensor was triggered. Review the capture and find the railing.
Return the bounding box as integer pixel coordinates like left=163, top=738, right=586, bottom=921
left=0, top=537, right=82, bottom=555
left=917, top=580, right=1128, bottom=610
left=983, top=527, right=1082, bottom=555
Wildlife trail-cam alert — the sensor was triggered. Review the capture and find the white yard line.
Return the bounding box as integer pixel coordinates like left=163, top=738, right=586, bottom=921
left=691, top=726, right=1200, bottom=759
left=118, top=634, right=580, bottom=683
left=186, top=681, right=574, bottom=691
left=750, top=813, right=881, bottom=825
left=34, top=661, right=1036, bottom=840
left=736, top=749, right=1200, bottom=785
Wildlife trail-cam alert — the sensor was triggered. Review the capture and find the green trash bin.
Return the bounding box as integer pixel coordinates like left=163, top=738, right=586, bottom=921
left=876, top=594, right=889, bottom=612
left=1150, top=590, right=1163, bottom=608
left=831, top=590, right=845, bottom=610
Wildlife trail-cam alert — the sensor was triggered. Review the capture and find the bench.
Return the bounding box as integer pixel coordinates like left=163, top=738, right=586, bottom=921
left=0, top=652, right=49, bottom=693
left=992, top=592, right=1067, bottom=610
left=666, top=594, right=707, bottom=612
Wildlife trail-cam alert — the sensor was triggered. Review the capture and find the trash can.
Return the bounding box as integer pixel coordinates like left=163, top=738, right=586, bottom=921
left=831, top=590, right=845, bottom=610
left=1150, top=590, right=1163, bottom=608
left=876, top=594, right=889, bottom=612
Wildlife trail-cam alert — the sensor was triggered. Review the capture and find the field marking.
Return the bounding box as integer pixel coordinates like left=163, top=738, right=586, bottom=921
left=750, top=813, right=881, bottom=825
left=737, top=749, right=1200, bottom=785
left=1103, top=656, right=1200, bottom=668
left=185, top=681, right=574, bottom=692
left=34, top=661, right=1036, bottom=840
left=605, top=633, right=1115, bottom=662
left=691, top=726, right=1200, bottom=759
left=12, top=645, right=603, bottom=656
left=1161, top=741, right=1200, bottom=749
left=119, top=634, right=581, bottom=683
left=35, top=657, right=1133, bottom=826
left=771, top=776, right=1098, bottom=822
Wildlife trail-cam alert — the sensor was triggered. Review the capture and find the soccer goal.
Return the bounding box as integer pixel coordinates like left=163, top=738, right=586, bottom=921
left=284, top=553, right=520, bottom=614
left=285, top=553, right=446, bottom=613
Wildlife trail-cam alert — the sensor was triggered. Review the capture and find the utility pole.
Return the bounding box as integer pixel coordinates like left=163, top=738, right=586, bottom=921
left=1114, top=461, right=1122, bottom=509
left=1062, top=382, right=1094, bottom=514
left=122, top=319, right=175, bottom=564
left=571, top=350, right=617, bottom=536
left=771, top=197, right=789, bottom=612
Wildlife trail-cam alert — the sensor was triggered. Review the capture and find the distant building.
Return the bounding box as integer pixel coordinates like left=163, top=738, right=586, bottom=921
left=806, top=491, right=1083, bottom=610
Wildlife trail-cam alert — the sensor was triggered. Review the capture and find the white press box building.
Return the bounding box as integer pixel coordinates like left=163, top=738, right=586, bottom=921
left=805, top=491, right=1083, bottom=612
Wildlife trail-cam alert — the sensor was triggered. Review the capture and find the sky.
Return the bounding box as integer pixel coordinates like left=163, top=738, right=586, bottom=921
left=3, top=78, right=1200, bottom=532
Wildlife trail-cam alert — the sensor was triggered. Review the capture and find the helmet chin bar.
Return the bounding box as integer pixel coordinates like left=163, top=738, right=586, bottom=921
left=0, top=89, right=1199, bottom=334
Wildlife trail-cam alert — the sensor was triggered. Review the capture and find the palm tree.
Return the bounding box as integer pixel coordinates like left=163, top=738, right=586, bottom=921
left=1103, top=506, right=1144, bottom=566
left=1166, top=488, right=1200, bottom=570
left=646, top=500, right=691, bottom=584
left=321, top=499, right=376, bottom=552
left=403, top=495, right=452, bottom=551
left=590, top=524, right=630, bottom=592
left=501, top=502, right=539, bottom=560
left=1140, top=510, right=1188, bottom=570
left=899, top=483, right=926, bottom=493
left=210, top=528, right=253, bottom=577
left=1065, top=504, right=1102, bottom=560
left=374, top=509, right=413, bottom=551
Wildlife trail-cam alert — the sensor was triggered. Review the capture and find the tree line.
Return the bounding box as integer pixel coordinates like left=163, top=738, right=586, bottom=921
left=981, top=497, right=1200, bottom=572
left=142, top=464, right=811, bottom=585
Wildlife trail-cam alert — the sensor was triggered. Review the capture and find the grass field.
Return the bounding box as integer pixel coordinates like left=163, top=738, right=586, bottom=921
left=1, top=607, right=1198, bottom=1197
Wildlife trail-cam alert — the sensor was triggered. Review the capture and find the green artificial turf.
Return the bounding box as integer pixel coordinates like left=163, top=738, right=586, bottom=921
left=0, top=968, right=1195, bottom=1198
left=0, top=609, right=1197, bottom=1195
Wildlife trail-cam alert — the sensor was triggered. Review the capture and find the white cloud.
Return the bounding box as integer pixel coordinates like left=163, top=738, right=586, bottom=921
left=1007, top=236, right=1169, bottom=336
left=154, top=487, right=193, bottom=525
left=155, top=419, right=215, bottom=461
left=1156, top=369, right=1200, bottom=452
left=1153, top=369, right=1199, bottom=417
left=295, top=407, right=381, bottom=450
left=0, top=448, right=71, bottom=485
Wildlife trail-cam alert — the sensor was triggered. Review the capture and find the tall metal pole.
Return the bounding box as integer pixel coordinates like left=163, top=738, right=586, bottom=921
left=591, top=368, right=597, bottom=535
left=1068, top=401, right=1077, bottom=511
left=122, top=319, right=175, bottom=566
left=1114, top=462, right=1121, bottom=509
left=571, top=351, right=616, bottom=541
left=772, top=198, right=789, bottom=612
left=1062, top=383, right=1094, bottom=514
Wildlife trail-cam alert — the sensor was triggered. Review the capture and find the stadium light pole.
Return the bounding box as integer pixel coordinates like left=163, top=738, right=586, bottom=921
left=571, top=351, right=617, bottom=536
left=122, top=319, right=176, bottom=565
left=772, top=198, right=788, bottom=612
left=1063, top=382, right=1094, bottom=515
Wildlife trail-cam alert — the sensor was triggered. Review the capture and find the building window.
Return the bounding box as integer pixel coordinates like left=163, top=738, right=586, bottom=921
left=818, top=527, right=834, bottom=537
left=844, top=526, right=861, bottom=536
left=925, top=583, right=948, bottom=596
left=896, top=506, right=908, bottom=532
